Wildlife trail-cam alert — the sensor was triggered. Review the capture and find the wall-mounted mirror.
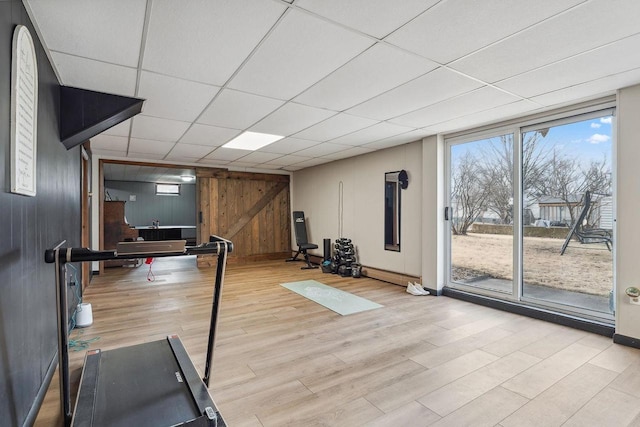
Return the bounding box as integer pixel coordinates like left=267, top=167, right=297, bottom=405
left=384, top=171, right=403, bottom=251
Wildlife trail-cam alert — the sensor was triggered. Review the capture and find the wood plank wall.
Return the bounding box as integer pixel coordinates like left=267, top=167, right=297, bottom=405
left=197, top=169, right=291, bottom=265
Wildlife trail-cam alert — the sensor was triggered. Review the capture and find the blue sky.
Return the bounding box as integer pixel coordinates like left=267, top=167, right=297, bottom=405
left=451, top=115, right=612, bottom=169
left=531, top=115, right=612, bottom=166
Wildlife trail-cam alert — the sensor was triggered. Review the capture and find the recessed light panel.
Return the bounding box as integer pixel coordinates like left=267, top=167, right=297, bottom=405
left=222, top=131, right=284, bottom=150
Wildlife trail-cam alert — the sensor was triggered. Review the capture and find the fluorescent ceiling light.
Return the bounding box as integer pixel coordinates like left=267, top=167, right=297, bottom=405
left=222, top=131, right=284, bottom=150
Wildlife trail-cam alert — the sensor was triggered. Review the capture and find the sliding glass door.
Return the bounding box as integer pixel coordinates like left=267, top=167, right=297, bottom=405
left=449, top=132, right=514, bottom=295
left=521, top=115, right=613, bottom=316
left=446, top=108, right=615, bottom=321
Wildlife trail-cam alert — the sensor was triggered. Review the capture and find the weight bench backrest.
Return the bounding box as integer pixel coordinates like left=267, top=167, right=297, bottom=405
left=293, top=211, right=310, bottom=246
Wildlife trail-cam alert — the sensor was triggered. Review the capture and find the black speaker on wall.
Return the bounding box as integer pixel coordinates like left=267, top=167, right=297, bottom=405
left=323, top=238, right=331, bottom=261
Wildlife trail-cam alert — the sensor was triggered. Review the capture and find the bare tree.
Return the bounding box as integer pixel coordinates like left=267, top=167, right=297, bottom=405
left=480, top=132, right=550, bottom=224
left=579, top=156, right=612, bottom=226
left=451, top=151, right=490, bottom=235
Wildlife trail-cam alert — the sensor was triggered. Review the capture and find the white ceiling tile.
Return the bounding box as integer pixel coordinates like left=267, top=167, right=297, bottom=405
left=292, top=113, right=378, bottom=142
left=226, top=161, right=261, bottom=169
left=204, top=147, right=252, bottom=162
left=254, top=164, right=286, bottom=170
left=179, top=124, right=240, bottom=147
left=166, top=143, right=214, bottom=159
left=196, top=158, right=231, bottom=166
left=238, top=151, right=283, bottom=164
left=138, top=71, right=220, bottom=122
left=284, top=157, right=333, bottom=171
left=263, top=154, right=313, bottom=166
left=531, top=67, right=640, bottom=107
left=329, top=122, right=416, bottom=146
left=323, top=146, right=375, bottom=160
left=389, top=86, right=521, bottom=128
left=450, top=0, right=640, bottom=83
left=385, top=0, right=585, bottom=64
left=496, top=35, right=640, bottom=98
left=131, top=116, right=191, bottom=142
left=362, top=129, right=429, bottom=150
left=27, top=0, right=146, bottom=66
left=294, top=43, right=437, bottom=110
left=91, top=149, right=128, bottom=158
left=51, top=52, right=137, bottom=96
left=161, top=155, right=201, bottom=164
left=102, top=119, right=132, bottom=137
left=143, top=0, right=287, bottom=84
left=251, top=103, right=337, bottom=136
left=295, top=0, right=439, bottom=38
left=127, top=152, right=167, bottom=160
left=89, top=134, right=129, bottom=151
left=128, top=138, right=175, bottom=155
left=256, top=137, right=319, bottom=154
left=347, top=67, right=484, bottom=120
left=427, top=100, right=541, bottom=134
left=228, top=8, right=373, bottom=99
left=294, top=142, right=352, bottom=157
left=197, top=89, right=285, bottom=129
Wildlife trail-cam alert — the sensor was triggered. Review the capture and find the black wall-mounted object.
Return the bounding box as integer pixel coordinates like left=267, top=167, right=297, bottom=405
left=59, top=86, right=144, bottom=150
left=398, top=169, right=409, bottom=189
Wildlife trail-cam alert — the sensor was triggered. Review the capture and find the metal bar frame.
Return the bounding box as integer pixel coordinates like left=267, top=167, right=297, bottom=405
left=46, top=237, right=232, bottom=427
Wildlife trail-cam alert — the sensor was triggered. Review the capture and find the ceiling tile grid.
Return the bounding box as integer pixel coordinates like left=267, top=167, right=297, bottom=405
left=23, top=0, right=640, bottom=173
left=50, top=53, right=138, bottom=96
left=197, top=89, right=285, bottom=129
left=384, top=0, right=586, bottom=64
left=293, top=43, right=438, bottom=111
left=27, top=0, right=147, bottom=66
left=227, top=8, right=374, bottom=99
left=142, top=0, right=288, bottom=85
left=449, top=0, right=640, bottom=83
left=131, top=116, right=191, bottom=142
left=178, top=123, right=241, bottom=148
left=137, top=71, right=220, bottom=122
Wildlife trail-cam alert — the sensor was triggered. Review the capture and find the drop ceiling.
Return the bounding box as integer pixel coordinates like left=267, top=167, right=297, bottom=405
left=25, top=0, right=640, bottom=173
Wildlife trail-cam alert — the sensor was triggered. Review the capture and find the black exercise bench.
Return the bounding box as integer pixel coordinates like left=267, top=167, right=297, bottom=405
left=286, top=211, right=318, bottom=269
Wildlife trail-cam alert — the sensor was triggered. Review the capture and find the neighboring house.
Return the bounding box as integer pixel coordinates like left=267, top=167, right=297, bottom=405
left=599, top=196, right=614, bottom=229
left=536, top=193, right=612, bottom=228
left=536, top=194, right=582, bottom=225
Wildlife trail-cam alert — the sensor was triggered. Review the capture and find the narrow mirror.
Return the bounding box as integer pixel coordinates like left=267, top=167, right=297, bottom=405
left=385, top=171, right=401, bottom=251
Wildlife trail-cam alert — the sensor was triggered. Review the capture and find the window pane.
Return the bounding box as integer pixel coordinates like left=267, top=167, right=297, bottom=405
left=156, top=184, right=180, bottom=195
left=450, top=133, right=514, bottom=294
left=522, top=115, right=613, bottom=314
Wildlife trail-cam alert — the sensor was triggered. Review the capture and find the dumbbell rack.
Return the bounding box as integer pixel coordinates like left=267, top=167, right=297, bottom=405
left=333, top=238, right=359, bottom=277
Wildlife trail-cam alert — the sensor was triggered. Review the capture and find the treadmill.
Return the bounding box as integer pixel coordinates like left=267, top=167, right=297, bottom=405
left=45, top=235, right=232, bottom=427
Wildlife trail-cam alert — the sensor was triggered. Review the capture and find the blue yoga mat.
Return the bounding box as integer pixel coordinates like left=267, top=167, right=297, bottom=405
left=281, top=280, right=383, bottom=315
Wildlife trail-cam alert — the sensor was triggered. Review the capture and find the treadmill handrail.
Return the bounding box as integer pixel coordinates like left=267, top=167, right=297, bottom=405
left=44, top=239, right=234, bottom=263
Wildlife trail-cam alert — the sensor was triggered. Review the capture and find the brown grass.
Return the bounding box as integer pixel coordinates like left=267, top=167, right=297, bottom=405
left=451, top=233, right=613, bottom=296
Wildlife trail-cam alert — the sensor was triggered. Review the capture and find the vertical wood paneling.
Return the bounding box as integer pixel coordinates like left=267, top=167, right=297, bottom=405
left=196, top=177, right=208, bottom=244
left=0, top=3, right=81, bottom=424
left=197, top=173, right=290, bottom=262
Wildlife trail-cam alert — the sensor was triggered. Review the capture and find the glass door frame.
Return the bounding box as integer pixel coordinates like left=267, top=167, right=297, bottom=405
left=444, top=105, right=616, bottom=323
left=444, top=124, right=522, bottom=303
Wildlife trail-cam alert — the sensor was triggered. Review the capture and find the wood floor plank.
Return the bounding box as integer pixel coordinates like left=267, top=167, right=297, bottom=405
left=34, top=257, right=640, bottom=426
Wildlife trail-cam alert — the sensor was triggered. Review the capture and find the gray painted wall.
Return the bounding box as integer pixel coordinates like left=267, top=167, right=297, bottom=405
left=0, top=2, right=81, bottom=424
left=105, top=181, right=196, bottom=232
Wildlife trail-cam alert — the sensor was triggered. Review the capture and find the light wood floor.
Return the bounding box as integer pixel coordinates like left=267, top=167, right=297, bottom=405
left=35, top=257, right=640, bottom=426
